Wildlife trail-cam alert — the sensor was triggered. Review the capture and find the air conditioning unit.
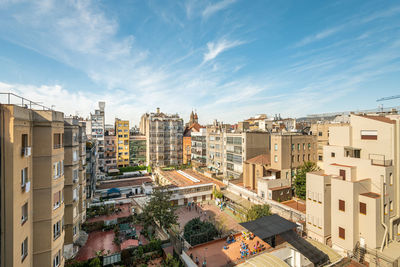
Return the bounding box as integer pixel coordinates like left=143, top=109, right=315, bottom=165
left=21, top=147, right=31, bottom=157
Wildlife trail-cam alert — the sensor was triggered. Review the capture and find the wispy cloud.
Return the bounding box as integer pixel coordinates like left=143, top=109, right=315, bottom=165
left=202, top=0, right=237, bottom=18
left=203, top=39, right=245, bottom=63
left=294, top=26, right=344, bottom=47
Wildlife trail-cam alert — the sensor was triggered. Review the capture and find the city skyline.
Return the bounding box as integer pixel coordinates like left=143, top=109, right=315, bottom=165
left=0, top=0, right=400, bottom=125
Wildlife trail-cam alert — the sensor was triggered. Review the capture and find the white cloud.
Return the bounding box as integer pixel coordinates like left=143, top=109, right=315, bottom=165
left=294, top=26, right=343, bottom=47
left=203, top=39, right=245, bottom=63
left=202, top=0, right=237, bottom=18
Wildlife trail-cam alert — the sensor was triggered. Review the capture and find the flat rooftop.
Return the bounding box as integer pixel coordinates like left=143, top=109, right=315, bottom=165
left=86, top=203, right=132, bottom=223
left=158, top=169, right=225, bottom=188
left=187, top=233, right=270, bottom=266
left=281, top=199, right=306, bottom=213
left=360, top=192, right=380, bottom=199
left=97, top=177, right=152, bottom=190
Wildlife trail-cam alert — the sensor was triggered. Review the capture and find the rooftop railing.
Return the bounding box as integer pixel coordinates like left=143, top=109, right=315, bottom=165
left=0, top=92, right=52, bottom=110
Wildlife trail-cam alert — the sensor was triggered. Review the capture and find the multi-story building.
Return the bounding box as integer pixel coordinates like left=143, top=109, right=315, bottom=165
left=129, top=135, right=146, bottom=165
left=0, top=98, right=67, bottom=267
left=183, top=112, right=202, bottom=165
left=140, top=108, right=183, bottom=167
left=115, top=118, right=129, bottom=167
left=89, top=102, right=105, bottom=172
left=306, top=114, right=400, bottom=264
left=104, top=126, right=117, bottom=171
left=85, top=140, right=98, bottom=199
left=191, top=128, right=207, bottom=167
left=224, top=132, right=270, bottom=179
left=77, top=121, right=87, bottom=224
left=63, top=117, right=81, bottom=259
left=243, top=133, right=317, bottom=190
left=206, top=120, right=230, bottom=174
left=310, top=122, right=348, bottom=167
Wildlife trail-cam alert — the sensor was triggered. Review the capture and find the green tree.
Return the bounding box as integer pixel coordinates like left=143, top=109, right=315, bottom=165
left=294, top=161, right=319, bottom=200
left=245, top=204, right=272, bottom=222
left=212, top=188, right=223, bottom=199
left=89, top=257, right=101, bottom=267
left=184, top=217, right=219, bottom=246
left=143, top=187, right=178, bottom=230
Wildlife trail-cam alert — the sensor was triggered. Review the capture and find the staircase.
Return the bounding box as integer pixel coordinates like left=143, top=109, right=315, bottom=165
left=352, top=241, right=367, bottom=265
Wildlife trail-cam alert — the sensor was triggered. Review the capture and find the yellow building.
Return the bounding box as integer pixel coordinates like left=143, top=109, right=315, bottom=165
left=115, top=118, right=129, bottom=167
left=0, top=101, right=65, bottom=267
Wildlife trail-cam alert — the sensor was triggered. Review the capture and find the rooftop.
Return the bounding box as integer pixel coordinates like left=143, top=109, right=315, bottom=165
left=281, top=199, right=306, bottom=213
left=86, top=203, right=132, bottom=223
left=97, top=177, right=152, bottom=190
left=360, top=192, right=380, bottom=199
left=331, top=163, right=355, bottom=168
left=356, top=114, right=396, bottom=124
left=240, top=215, right=297, bottom=240
left=245, top=154, right=271, bottom=165
left=157, top=169, right=225, bottom=188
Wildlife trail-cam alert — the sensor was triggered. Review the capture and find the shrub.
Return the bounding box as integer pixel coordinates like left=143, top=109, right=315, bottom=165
left=81, top=221, right=104, bottom=232
left=119, top=165, right=147, bottom=173
left=183, top=218, right=219, bottom=246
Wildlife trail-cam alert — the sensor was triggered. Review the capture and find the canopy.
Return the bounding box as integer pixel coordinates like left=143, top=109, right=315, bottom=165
left=107, top=188, right=121, bottom=194
left=222, top=190, right=253, bottom=210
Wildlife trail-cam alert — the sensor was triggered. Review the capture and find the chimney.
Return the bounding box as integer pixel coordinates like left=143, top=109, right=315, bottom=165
left=156, top=107, right=160, bottom=114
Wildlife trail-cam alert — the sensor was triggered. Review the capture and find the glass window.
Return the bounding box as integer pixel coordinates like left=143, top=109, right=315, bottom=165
left=21, top=237, right=28, bottom=261
left=274, top=144, right=278, bottom=151
left=21, top=202, right=28, bottom=224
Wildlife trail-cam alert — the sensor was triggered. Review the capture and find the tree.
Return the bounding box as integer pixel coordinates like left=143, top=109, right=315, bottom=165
left=245, top=204, right=272, bottom=222
left=143, top=186, right=178, bottom=230
left=294, top=161, right=319, bottom=200
left=184, top=217, right=219, bottom=246
left=212, top=188, right=223, bottom=199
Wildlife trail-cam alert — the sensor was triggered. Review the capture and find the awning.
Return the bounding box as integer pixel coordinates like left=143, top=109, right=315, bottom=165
left=107, top=188, right=121, bottom=194
left=240, top=214, right=297, bottom=240
left=221, top=190, right=253, bottom=210
left=280, top=230, right=329, bottom=266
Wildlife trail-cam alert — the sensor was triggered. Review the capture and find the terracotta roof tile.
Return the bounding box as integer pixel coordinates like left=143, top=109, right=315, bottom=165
left=356, top=115, right=396, bottom=124
left=245, top=154, right=271, bottom=165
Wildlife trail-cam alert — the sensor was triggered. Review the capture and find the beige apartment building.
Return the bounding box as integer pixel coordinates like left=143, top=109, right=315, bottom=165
left=243, top=133, right=317, bottom=190
left=115, top=119, right=130, bottom=167
left=206, top=120, right=230, bottom=174
left=140, top=108, right=183, bottom=167
left=78, top=121, right=87, bottom=225
left=310, top=122, right=348, bottom=167
left=306, top=114, right=400, bottom=265
left=224, top=131, right=270, bottom=179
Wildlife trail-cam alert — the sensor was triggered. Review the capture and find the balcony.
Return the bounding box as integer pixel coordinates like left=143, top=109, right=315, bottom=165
left=369, top=154, right=393, bottom=167
left=21, top=147, right=31, bottom=157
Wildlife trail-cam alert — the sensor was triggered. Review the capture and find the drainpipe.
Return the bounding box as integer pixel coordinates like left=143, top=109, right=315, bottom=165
left=380, top=174, right=388, bottom=252
left=389, top=120, right=400, bottom=242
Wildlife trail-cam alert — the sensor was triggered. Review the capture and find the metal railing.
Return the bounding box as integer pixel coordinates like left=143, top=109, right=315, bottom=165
left=0, top=92, right=52, bottom=110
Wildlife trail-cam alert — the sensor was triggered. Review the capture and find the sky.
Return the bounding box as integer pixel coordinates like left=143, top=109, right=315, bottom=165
left=0, top=0, right=400, bottom=126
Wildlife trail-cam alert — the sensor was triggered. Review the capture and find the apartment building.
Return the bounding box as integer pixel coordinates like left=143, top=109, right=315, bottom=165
left=306, top=114, right=400, bottom=264
left=104, top=126, right=117, bottom=171
left=243, top=133, right=317, bottom=190
left=115, top=119, right=129, bottom=167
left=206, top=120, right=230, bottom=174
left=85, top=140, right=98, bottom=199
left=224, top=132, right=270, bottom=179
left=77, top=121, right=87, bottom=224
left=183, top=123, right=202, bottom=165
left=1, top=100, right=68, bottom=267
left=63, top=117, right=81, bottom=259
left=88, top=102, right=105, bottom=172
left=191, top=128, right=207, bottom=167
left=310, top=122, right=348, bottom=167
left=140, top=108, right=183, bottom=167
left=129, top=135, right=146, bottom=165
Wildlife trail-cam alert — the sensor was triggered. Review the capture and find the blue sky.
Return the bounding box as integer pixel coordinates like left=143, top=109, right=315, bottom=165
left=0, top=0, right=400, bottom=125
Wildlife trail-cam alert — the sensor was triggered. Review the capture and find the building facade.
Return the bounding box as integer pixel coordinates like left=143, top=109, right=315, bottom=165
left=191, top=128, right=207, bottom=167
left=306, top=114, right=400, bottom=264
left=140, top=108, right=183, bottom=167
left=89, top=102, right=105, bottom=172
left=115, top=119, right=129, bottom=167
left=104, top=126, right=117, bottom=172
left=129, top=135, right=146, bottom=165
left=206, top=120, right=229, bottom=174
left=224, top=132, right=270, bottom=179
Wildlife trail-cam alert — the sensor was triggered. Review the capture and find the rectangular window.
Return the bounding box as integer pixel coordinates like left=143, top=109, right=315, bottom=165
left=339, top=169, right=346, bottom=180
left=261, top=191, right=265, bottom=198
left=274, top=144, right=278, bottom=151
left=318, top=132, right=322, bottom=136
left=384, top=204, right=388, bottom=215
left=53, top=191, right=61, bottom=209
left=21, top=202, right=28, bottom=224
left=297, top=155, right=300, bottom=162
left=331, top=152, right=335, bottom=157
left=21, top=237, right=28, bottom=261
left=21, top=167, right=28, bottom=187
left=53, top=133, right=61, bottom=149
left=308, top=143, right=311, bottom=150
left=274, top=155, right=278, bottom=162
left=303, top=143, right=305, bottom=150
left=73, top=225, right=77, bottom=236
left=53, top=250, right=61, bottom=267
left=361, top=130, right=377, bottom=140
left=390, top=173, right=393, bottom=185
left=22, top=134, right=28, bottom=148
left=390, top=200, right=393, bottom=212
left=308, top=154, right=310, bottom=161
left=339, top=199, right=345, bottom=211
left=291, top=144, right=294, bottom=151
left=339, top=227, right=345, bottom=239
left=73, top=169, right=79, bottom=183
left=318, top=155, right=323, bottom=161
left=297, top=144, right=300, bottom=150
left=53, top=221, right=61, bottom=240
left=360, top=202, right=366, bottom=215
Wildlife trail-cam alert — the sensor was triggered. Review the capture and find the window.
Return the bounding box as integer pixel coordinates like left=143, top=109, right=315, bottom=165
left=73, top=225, right=77, bottom=236
left=53, top=221, right=61, bottom=240
left=53, top=191, right=61, bottom=209
left=73, top=169, right=79, bottom=183
left=361, top=130, right=377, bottom=140
left=308, top=143, right=311, bottom=150
left=318, top=155, right=323, bottom=161
left=291, top=144, right=294, bottom=151
left=73, top=188, right=78, bottom=201
left=274, top=144, right=278, bottom=151
left=390, top=173, right=393, bottom=185
left=302, top=155, right=305, bottom=161
left=339, top=169, right=346, bottom=180
left=297, top=144, right=300, bottom=150
left=318, top=132, right=322, bottom=136
left=360, top=202, right=366, bottom=215
left=339, top=227, right=345, bottom=239
left=21, top=202, right=28, bottom=224
left=53, top=133, right=61, bottom=149
left=73, top=150, right=78, bottom=162
left=261, top=191, right=265, bottom=198
left=331, top=152, right=335, bottom=157
left=339, top=199, right=345, bottom=211
left=274, top=155, right=278, bottom=162
left=73, top=207, right=77, bottom=218
left=303, top=143, right=305, bottom=150
left=390, top=201, right=393, bottom=212
left=308, top=154, right=310, bottom=161
left=384, top=204, right=388, bottom=215
left=297, top=155, right=300, bottom=162
left=21, top=167, right=28, bottom=187
left=53, top=250, right=61, bottom=267
left=22, top=134, right=28, bottom=148
left=21, top=237, right=28, bottom=261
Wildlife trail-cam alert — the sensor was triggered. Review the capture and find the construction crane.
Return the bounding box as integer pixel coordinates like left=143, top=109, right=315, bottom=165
left=376, top=95, right=400, bottom=102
